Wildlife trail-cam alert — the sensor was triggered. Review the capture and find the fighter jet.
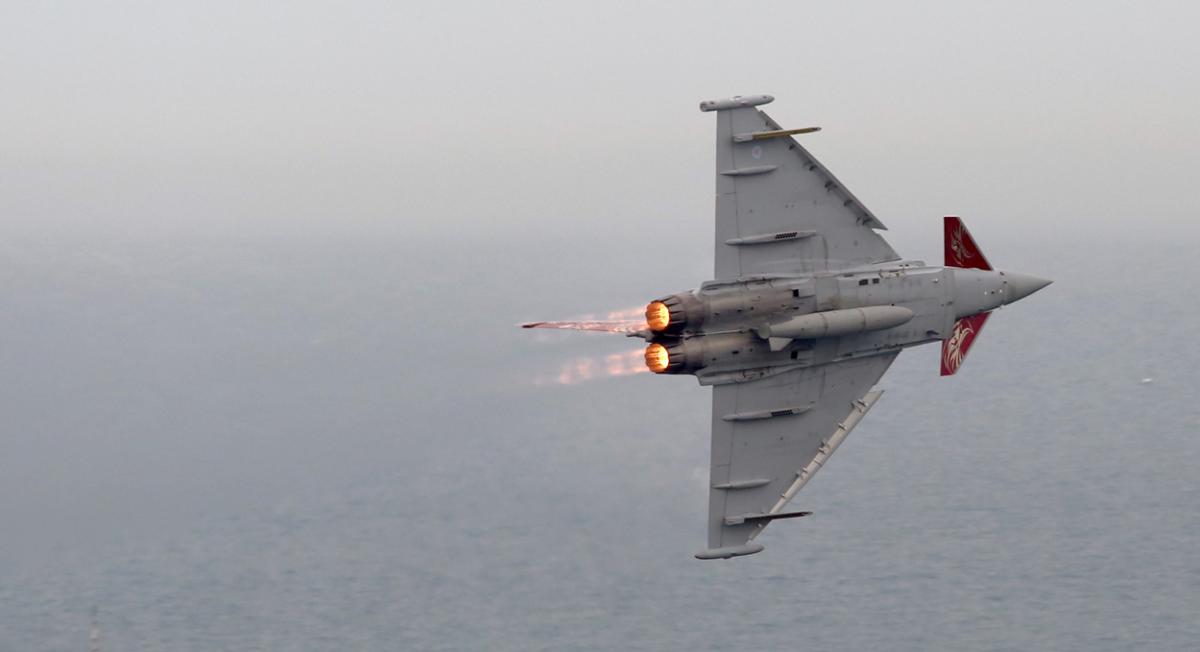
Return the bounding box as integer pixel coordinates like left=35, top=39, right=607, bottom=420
left=523, top=94, right=1051, bottom=560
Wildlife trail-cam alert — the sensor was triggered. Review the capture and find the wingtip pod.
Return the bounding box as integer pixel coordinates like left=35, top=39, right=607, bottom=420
left=944, top=216, right=992, bottom=270
left=699, top=94, right=774, bottom=112
left=694, top=543, right=765, bottom=560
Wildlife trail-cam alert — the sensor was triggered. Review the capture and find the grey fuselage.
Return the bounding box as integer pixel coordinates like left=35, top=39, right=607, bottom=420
left=646, top=261, right=1045, bottom=385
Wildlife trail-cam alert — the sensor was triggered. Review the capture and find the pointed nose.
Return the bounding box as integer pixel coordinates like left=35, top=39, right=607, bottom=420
left=1002, top=271, right=1053, bottom=305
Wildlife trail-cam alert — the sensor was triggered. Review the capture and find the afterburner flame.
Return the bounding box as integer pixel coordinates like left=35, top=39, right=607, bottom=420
left=646, top=301, right=670, bottom=332
left=644, top=342, right=670, bottom=373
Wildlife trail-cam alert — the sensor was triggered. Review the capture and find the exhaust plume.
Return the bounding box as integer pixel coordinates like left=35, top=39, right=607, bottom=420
left=532, top=349, right=650, bottom=386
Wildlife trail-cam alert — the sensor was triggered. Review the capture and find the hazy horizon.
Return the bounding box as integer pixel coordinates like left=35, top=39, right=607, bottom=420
left=4, top=2, right=1199, bottom=242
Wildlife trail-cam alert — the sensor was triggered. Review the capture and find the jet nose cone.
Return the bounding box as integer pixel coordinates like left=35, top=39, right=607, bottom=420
left=1002, top=271, right=1053, bottom=304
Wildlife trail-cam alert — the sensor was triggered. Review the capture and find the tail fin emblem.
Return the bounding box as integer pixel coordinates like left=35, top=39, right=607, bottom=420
left=944, top=216, right=992, bottom=270
left=949, top=223, right=972, bottom=267
left=941, top=312, right=990, bottom=376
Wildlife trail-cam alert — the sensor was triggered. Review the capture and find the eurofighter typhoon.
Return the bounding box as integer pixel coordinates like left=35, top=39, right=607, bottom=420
left=523, top=95, right=1051, bottom=560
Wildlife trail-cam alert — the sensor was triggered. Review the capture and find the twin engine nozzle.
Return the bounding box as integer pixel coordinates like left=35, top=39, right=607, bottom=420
left=642, top=294, right=724, bottom=375
left=643, top=296, right=697, bottom=374
left=643, top=294, right=705, bottom=374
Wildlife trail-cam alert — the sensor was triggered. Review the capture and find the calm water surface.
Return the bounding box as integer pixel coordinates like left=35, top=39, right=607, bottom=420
left=1, top=233, right=1196, bottom=650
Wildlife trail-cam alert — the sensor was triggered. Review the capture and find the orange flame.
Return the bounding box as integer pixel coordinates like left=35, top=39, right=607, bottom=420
left=644, top=342, right=670, bottom=373
left=646, top=301, right=670, bottom=332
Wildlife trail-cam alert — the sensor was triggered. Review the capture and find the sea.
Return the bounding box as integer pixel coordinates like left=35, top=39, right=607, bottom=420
left=1, top=230, right=1196, bottom=651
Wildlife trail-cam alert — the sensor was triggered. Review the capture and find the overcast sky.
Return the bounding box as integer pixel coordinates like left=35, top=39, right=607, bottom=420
left=2, top=0, right=1197, bottom=244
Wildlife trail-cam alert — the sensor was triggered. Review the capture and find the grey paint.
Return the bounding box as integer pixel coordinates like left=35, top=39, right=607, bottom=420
left=525, top=95, right=1051, bottom=559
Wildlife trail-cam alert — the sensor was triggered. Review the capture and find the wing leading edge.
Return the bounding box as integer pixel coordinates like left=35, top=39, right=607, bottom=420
left=707, top=96, right=900, bottom=280
left=700, top=351, right=898, bottom=559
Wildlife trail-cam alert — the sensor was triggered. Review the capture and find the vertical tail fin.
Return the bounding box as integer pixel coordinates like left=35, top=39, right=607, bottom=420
left=941, top=312, right=990, bottom=376
left=944, top=216, right=992, bottom=270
